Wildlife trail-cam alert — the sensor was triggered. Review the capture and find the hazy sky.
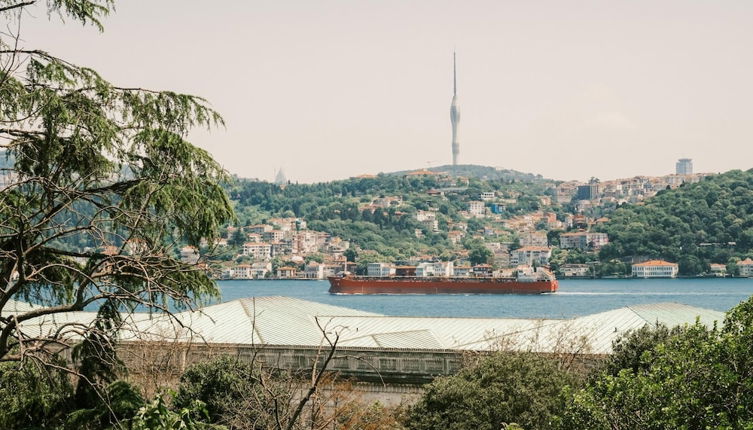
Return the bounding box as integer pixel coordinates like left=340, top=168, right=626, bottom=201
left=19, top=1, right=753, bottom=182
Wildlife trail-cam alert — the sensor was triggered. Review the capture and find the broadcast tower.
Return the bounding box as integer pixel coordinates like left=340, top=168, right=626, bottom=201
left=450, top=52, right=461, bottom=169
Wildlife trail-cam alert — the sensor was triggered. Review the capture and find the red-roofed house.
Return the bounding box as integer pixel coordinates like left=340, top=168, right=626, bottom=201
left=738, top=258, right=753, bottom=277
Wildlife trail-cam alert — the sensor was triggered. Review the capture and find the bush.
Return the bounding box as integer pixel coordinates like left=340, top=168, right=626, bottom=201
left=560, top=296, right=753, bottom=429
left=405, top=352, right=576, bottom=430
left=174, top=356, right=260, bottom=424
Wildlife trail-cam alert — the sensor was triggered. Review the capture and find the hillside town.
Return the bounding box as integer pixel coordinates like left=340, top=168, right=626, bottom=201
left=193, top=161, right=753, bottom=280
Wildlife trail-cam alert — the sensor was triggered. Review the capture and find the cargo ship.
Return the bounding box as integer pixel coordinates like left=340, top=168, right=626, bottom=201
left=328, top=271, right=558, bottom=295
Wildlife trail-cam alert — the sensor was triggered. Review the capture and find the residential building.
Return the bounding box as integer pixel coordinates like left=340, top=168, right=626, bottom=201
left=395, top=266, right=417, bottom=277
left=179, top=246, right=199, bottom=264
left=576, top=184, right=599, bottom=200
left=242, top=242, right=273, bottom=260
left=415, top=261, right=454, bottom=277
left=555, top=183, right=578, bottom=204
left=367, top=263, right=396, bottom=277
left=676, top=158, right=693, bottom=175
left=248, top=224, right=273, bottom=234
left=422, top=218, right=440, bottom=232
left=250, top=262, right=272, bottom=278
left=738, top=258, right=753, bottom=277
left=472, top=264, right=493, bottom=277
left=519, top=231, right=548, bottom=247
left=560, top=264, right=591, bottom=277
left=492, top=250, right=511, bottom=268
left=559, top=232, right=609, bottom=250
left=263, top=230, right=285, bottom=242
left=303, top=262, right=325, bottom=279
left=276, top=266, right=298, bottom=279
left=271, top=241, right=290, bottom=256
left=233, top=264, right=252, bottom=279
left=246, top=233, right=262, bottom=243
left=448, top=231, right=465, bottom=245
left=631, top=260, right=679, bottom=278
left=452, top=266, right=471, bottom=277
left=414, top=210, right=436, bottom=222
left=510, top=246, right=552, bottom=266
left=480, top=191, right=495, bottom=201
left=468, top=201, right=485, bottom=217
left=709, top=264, right=727, bottom=277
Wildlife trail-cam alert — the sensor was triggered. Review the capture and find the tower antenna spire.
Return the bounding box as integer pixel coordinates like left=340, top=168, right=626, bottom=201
left=453, top=51, right=457, bottom=96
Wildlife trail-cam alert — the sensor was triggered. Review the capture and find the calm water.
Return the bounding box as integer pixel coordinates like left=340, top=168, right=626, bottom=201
left=216, top=278, right=753, bottom=319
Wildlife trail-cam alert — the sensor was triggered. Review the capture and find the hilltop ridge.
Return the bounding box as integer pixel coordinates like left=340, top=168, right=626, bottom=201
left=386, top=164, right=547, bottom=182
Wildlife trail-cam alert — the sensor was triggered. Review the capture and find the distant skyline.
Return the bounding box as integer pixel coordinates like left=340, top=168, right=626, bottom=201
left=20, top=0, right=753, bottom=183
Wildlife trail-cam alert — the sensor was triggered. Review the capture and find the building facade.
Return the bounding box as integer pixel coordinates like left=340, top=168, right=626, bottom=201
left=738, top=258, right=753, bottom=277
left=559, top=232, right=609, bottom=250
left=367, top=263, right=396, bottom=277
left=676, top=158, right=693, bottom=175
left=631, top=260, right=679, bottom=278
left=510, top=246, right=552, bottom=266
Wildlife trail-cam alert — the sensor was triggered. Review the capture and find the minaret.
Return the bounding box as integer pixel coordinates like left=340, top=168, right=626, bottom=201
left=450, top=52, right=461, bottom=169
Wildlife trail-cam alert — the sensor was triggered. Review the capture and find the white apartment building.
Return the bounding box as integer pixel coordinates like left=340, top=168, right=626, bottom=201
left=242, top=242, right=273, bottom=260
left=468, top=201, right=485, bottom=217
left=631, top=260, right=678, bottom=278
left=233, top=264, right=252, bottom=279
left=559, top=232, right=609, bottom=250
left=416, top=261, right=454, bottom=277
left=510, top=246, right=552, bottom=266
left=303, top=262, right=325, bottom=279
left=263, top=230, right=285, bottom=242
left=452, top=266, right=471, bottom=277
left=480, top=191, right=496, bottom=201
left=250, top=262, right=272, bottom=278
left=415, top=210, right=437, bottom=222
left=367, top=263, right=396, bottom=277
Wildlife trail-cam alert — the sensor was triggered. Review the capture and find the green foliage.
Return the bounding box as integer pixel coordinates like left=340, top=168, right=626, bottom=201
left=225, top=169, right=554, bottom=260
left=406, top=352, right=575, bottom=430
left=390, top=164, right=547, bottom=182
left=560, top=296, right=753, bottom=429
left=1, top=0, right=235, bottom=363
left=132, top=390, right=223, bottom=430
left=598, top=169, right=753, bottom=275
left=468, top=245, right=492, bottom=266
left=0, top=360, right=73, bottom=428
left=174, top=356, right=258, bottom=423
left=65, top=380, right=145, bottom=430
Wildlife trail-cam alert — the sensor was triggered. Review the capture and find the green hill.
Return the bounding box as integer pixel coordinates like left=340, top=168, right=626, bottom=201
left=388, top=164, right=548, bottom=182
left=227, top=173, right=554, bottom=259
left=597, top=169, right=753, bottom=275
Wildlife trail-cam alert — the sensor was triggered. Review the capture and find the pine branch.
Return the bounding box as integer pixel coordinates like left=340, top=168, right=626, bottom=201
left=0, top=1, right=35, bottom=13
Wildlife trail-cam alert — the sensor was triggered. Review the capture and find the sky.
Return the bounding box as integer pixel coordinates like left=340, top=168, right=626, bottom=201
left=17, top=0, right=753, bottom=183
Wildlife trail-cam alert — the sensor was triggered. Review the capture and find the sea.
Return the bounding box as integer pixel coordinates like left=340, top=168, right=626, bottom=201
left=216, top=278, right=753, bottom=319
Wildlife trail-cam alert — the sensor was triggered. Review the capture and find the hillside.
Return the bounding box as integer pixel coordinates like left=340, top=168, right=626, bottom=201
left=388, top=164, right=548, bottom=182
left=597, top=169, right=753, bottom=275
left=227, top=172, right=555, bottom=259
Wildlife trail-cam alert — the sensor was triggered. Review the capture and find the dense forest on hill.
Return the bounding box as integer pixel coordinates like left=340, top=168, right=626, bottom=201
left=597, top=169, right=753, bottom=274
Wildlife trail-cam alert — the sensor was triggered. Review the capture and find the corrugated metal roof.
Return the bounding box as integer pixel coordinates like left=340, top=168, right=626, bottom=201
left=4, top=297, right=725, bottom=355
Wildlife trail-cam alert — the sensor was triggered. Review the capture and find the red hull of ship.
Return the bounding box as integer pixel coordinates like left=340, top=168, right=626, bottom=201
left=328, top=277, right=558, bottom=295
